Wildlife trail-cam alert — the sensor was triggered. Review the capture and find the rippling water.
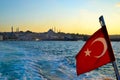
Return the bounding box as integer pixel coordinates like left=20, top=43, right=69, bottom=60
left=0, top=41, right=120, bottom=80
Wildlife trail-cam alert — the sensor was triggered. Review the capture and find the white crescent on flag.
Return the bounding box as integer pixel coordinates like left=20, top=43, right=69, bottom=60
left=91, top=37, right=107, bottom=58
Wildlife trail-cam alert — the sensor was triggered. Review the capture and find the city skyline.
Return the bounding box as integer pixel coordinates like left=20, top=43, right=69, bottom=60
left=0, top=0, right=120, bottom=34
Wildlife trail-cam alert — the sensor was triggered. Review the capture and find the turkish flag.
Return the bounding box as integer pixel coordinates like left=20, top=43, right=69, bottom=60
left=76, top=27, right=115, bottom=75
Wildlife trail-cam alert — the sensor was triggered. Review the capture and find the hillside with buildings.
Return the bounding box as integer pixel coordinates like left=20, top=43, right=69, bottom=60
left=0, top=27, right=120, bottom=41
left=0, top=27, right=84, bottom=41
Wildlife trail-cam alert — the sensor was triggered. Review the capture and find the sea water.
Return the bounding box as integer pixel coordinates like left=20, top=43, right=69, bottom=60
left=0, top=41, right=120, bottom=80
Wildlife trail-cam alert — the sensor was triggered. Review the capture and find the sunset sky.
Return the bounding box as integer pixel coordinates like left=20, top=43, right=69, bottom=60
left=0, top=0, right=120, bottom=34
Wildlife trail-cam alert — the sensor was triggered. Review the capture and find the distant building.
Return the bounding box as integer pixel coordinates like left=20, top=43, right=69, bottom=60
left=46, top=29, right=59, bottom=39
left=0, top=35, right=3, bottom=40
left=11, top=26, right=13, bottom=33
left=47, top=29, right=55, bottom=35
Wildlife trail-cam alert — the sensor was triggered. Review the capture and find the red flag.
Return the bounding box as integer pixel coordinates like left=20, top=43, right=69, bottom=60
left=76, top=27, right=115, bottom=75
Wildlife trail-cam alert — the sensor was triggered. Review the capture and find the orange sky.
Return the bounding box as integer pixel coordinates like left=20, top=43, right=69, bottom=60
left=0, top=0, right=120, bottom=34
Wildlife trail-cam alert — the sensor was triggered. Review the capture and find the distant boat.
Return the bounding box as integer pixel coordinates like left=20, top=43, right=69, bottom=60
left=35, top=38, right=40, bottom=41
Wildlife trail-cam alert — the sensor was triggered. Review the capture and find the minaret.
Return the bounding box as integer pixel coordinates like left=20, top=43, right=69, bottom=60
left=18, top=27, right=19, bottom=32
left=16, top=27, right=19, bottom=32
left=51, top=27, right=53, bottom=31
left=54, top=27, right=56, bottom=32
left=11, top=26, right=13, bottom=33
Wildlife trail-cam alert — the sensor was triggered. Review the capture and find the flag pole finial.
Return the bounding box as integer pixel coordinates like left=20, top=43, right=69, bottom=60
left=99, top=15, right=106, bottom=27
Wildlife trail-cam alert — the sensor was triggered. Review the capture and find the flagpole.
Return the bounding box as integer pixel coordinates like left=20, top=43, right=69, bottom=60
left=99, top=15, right=120, bottom=80
left=112, top=61, right=120, bottom=80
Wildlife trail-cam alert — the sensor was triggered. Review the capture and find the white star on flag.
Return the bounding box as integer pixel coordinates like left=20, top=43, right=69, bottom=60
left=84, top=48, right=91, bottom=56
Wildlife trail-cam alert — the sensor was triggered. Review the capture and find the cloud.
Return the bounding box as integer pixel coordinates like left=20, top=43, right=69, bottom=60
left=116, top=2, right=120, bottom=7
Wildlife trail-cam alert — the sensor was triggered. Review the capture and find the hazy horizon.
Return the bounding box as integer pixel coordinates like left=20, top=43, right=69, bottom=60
left=0, top=0, right=120, bottom=35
